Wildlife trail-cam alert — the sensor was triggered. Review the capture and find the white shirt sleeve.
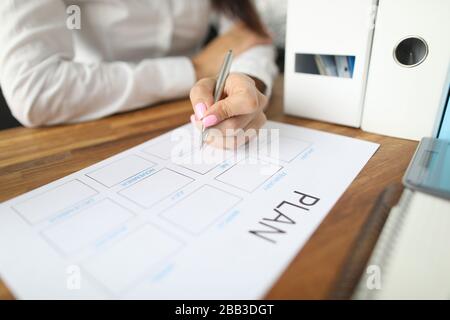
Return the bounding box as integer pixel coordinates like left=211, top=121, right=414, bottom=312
left=0, top=0, right=196, bottom=127
left=217, top=15, right=279, bottom=96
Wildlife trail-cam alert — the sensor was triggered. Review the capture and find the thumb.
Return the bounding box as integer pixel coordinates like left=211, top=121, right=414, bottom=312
left=201, top=94, right=247, bottom=128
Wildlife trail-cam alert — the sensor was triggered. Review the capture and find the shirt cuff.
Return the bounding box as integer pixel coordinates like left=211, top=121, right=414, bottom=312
left=139, top=56, right=197, bottom=101
left=229, top=46, right=278, bottom=97
left=164, top=56, right=197, bottom=99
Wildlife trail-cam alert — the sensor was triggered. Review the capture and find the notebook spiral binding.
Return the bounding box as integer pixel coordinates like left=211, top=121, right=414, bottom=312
left=352, top=189, right=414, bottom=299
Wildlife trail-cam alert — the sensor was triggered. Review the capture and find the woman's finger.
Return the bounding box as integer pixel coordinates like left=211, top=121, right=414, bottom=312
left=206, top=112, right=267, bottom=149
left=201, top=90, right=264, bottom=128
left=200, top=74, right=268, bottom=127
left=208, top=113, right=253, bottom=136
left=190, top=114, right=202, bottom=130
left=189, top=78, right=216, bottom=120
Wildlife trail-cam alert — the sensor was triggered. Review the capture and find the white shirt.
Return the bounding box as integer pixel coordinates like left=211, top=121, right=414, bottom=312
left=0, top=0, right=278, bottom=127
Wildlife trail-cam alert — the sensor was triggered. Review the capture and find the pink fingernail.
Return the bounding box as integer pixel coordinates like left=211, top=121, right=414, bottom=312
left=190, top=114, right=196, bottom=124
left=202, top=115, right=218, bottom=128
left=194, top=102, right=207, bottom=119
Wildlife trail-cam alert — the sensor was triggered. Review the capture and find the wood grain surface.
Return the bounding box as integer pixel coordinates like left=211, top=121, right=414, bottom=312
left=0, top=77, right=418, bottom=299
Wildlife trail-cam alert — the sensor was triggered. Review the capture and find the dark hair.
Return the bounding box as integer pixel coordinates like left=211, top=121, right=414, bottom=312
left=212, top=0, right=267, bottom=36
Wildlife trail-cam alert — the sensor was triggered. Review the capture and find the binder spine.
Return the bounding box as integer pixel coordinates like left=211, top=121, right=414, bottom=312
left=284, top=0, right=377, bottom=127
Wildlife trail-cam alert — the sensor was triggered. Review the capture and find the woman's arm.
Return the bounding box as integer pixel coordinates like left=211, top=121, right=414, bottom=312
left=188, top=15, right=279, bottom=149
left=0, top=0, right=196, bottom=127
left=217, top=17, right=279, bottom=96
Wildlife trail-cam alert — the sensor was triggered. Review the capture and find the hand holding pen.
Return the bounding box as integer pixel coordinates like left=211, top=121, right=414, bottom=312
left=189, top=50, right=269, bottom=150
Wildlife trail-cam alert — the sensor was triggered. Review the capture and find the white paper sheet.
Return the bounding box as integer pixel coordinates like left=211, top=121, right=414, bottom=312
left=0, top=121, right=378, bottom=299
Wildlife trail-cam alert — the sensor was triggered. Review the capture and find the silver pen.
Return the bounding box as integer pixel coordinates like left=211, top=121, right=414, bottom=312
left=200, top=50, right=233, bottom=149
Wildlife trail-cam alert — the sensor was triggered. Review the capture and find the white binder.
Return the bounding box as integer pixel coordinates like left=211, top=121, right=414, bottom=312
left=361, top=0, right=450, bottom=141
left=284, top=0, right=377, bottom=127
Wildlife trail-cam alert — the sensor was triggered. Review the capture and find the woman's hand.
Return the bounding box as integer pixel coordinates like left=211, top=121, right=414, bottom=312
left=189, top=73, right=268, bottom=149
left=192, top=23, right=271, bottom=80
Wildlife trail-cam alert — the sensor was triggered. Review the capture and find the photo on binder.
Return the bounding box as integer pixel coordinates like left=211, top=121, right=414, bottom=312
left=302, top=54, right=355, bottom=78
left=335, top=56, right=352, bottom=78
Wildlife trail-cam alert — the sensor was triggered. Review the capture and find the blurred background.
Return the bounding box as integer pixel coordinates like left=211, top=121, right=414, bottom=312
left=0, top=0, right=288, bottom=130
left=255, top=0, right=287, bottom=72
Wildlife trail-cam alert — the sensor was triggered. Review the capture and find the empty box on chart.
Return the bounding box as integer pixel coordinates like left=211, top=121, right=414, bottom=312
left=143, top=136, right=192, bottom=161
left=41, top=199, right=135, bottom=257
left=178, top=145, right=234, bottom=175
left=119, top=168, right=194, bottom=208
left=251, top=135, right=311, bottom=163
left=160, top=185, right=242, bottom=235
left=83, top=224, right=183, bottom=295
left=86, top=155, right=156, bottom=188
left=215, top=158, right=283, bottom=193
left=12, top=180, right=98, bottom=225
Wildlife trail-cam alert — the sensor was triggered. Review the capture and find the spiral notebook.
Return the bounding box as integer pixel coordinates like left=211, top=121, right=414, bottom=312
left=353, top=188, right=450, bottom=300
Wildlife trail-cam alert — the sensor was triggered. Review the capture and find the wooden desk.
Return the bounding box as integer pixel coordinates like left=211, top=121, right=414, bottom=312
left=0, top=76, right=418, bottom=300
